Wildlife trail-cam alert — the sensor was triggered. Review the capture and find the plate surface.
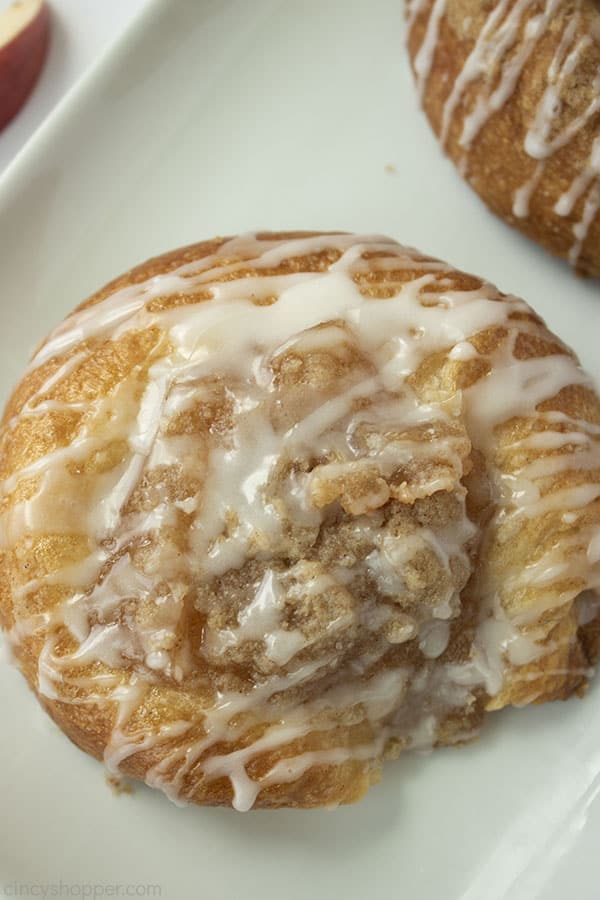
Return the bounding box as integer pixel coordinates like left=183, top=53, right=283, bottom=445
left=0, top=2, right=599, bottom=898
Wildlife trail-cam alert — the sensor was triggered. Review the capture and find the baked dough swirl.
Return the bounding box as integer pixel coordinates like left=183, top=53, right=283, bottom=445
left=406, top=0, right=600, bottom=276
left=1, top=231, right=600, bottom=810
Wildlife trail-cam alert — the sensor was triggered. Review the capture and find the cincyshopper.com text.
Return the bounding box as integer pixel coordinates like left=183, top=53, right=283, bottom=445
left=2, top=884, right=162, bottom=898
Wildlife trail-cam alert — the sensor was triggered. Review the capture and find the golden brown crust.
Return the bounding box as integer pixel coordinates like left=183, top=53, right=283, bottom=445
left=407, top=0, right=600, bottom=276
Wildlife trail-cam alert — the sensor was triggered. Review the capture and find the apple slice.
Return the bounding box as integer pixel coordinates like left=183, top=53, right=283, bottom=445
left=0, top=0, right=50, bottom=132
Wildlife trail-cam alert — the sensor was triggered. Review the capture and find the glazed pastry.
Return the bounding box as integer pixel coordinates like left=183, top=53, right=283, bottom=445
left=1, top=231, right=600, bottom=811
left=405, top=0, right=600, bottom=277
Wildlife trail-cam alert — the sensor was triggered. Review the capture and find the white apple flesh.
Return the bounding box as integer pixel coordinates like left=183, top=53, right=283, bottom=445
left=0, top=0, right=50, bottom=132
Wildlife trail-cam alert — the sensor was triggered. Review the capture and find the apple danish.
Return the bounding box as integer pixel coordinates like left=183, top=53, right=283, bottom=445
left=1, top=231, right=599, bottom=809
left=406, top=0, right=600, bottom=276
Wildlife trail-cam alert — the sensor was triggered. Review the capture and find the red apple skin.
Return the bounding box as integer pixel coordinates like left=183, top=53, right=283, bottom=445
left=0, top=2, right=51, bottom=132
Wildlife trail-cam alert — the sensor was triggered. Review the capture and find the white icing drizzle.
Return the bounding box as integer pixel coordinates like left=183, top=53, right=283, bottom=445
left=2, top=231, right=600, bottom=810
left=567, top=178, right=600, bottom=265
left=436, top=0, right=560, bottom=148
left=413, top=0, right=447, bottom=100
left=512, top=162, right=545, bottom=219
left=523, top=21, right=598, bottom=161
left=408, top=0, right=600, bottom=265
left=406, top=0, right=432, bottom=30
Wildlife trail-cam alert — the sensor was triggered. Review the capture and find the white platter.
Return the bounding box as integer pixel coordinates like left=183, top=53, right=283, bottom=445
left=0, top=1, right=599, bottom=898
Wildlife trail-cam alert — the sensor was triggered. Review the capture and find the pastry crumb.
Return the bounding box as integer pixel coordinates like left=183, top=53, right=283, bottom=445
left=106, top=772, right=135, bottom=796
